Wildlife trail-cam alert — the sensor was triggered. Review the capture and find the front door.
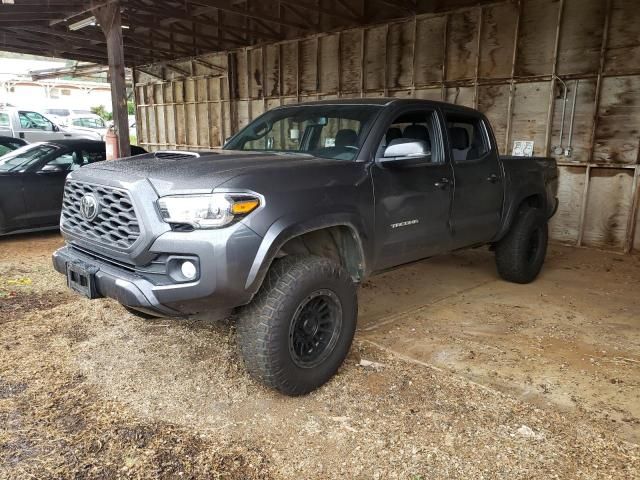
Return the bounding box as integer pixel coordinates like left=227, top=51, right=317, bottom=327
left=22, top=148, right=74, bottom=227
left=372, top=109, right=453, bottom=270
left=16, top=110, right=64, bottom=142
left=444, top=111, right=504, bottom=248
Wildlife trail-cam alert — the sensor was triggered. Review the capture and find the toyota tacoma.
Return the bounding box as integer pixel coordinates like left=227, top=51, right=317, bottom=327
left=53, top=99, right=558, bottom=395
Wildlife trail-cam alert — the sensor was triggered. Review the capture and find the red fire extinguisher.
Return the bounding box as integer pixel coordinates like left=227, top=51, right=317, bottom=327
left=105, top=127, right=119, bottom=160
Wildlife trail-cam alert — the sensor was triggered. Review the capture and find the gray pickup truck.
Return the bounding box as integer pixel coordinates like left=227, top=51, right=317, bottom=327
left=53, top=99, right=558, bottom=395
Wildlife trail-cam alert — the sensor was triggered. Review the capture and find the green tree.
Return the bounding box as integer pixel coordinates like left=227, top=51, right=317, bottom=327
left=90, top=105, right=113, bottom=121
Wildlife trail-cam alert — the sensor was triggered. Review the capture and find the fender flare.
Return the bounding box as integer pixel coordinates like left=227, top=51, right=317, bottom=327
left=244, top=212, right=368, bottom=294
left=494, top=186, right=548, bottom=242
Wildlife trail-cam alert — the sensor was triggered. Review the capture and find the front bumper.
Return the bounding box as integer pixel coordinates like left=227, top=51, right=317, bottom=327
left=53, top=223, right=263, bottom=317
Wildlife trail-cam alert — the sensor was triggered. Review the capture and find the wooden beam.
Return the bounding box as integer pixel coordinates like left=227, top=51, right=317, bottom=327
left=278, top=0, right=360, bottom=22
left=189, top=0, right=311, bottom=30
left=93, top=1, right=131, bottom=158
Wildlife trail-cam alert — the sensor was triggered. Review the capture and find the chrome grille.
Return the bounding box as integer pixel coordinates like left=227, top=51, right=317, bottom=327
left=61, top=181, right=141, bottom=249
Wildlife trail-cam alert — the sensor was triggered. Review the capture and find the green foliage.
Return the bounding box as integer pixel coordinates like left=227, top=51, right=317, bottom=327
left=90, top=105, right=113, bottom=121
left=127, top=101, right=136, bottom=115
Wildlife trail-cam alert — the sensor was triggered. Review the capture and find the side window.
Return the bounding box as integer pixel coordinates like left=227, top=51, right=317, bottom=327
left=379, top=110, right=441, bottom=164
left=19, top=111, right=54, bottom=131
left=81, top=149, right=106, bottom=165
left=0, top=112, right=9, bottom=127
left=445, top=114, right=489, bottom=161
left=40, top=152, right=74, bottom=172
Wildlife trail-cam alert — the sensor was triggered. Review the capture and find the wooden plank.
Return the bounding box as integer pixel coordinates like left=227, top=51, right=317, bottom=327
left=387, top=20, right=414, bottom=89
left=477, top=83, right=510, bottom=151
left=549, top=166, right=587, bottom=244
left=445, top=9, right=479, bottom=81
left=557, top=0, right=606, bottom=76
left=509, top=81, right=549, bottom=156
left=445, top=86, right=475, bottom=107
left=593, top=75, right=640, bottom=164
left=582, top=168, right=635, bottom=249
left=478, top=2, right=518, bottom=79
left=414, top=88, right=443, bottom=100
left=318, top=34, right=339, bottom=93
left=514, top=0, right=560, bottom=77
left=604, top=0, right=640, bottom=74
left=248, top=47, right=264, bottom=98
left=299, top=38, right=318, bottom=94
left=364, top=25, right=387, bottom=91
left=281, top=41, right=298, bottom=96
left=264, top=44, right=280, bottom=97
left=413, top=16, right=446, bottom=85
left=339, top=29, right=362, bottom=93
left=627, top=165, right=640, bottom=252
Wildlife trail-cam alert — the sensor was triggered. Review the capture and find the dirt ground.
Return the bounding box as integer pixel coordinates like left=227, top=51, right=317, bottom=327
left=0, top=232, right=638, bottom=479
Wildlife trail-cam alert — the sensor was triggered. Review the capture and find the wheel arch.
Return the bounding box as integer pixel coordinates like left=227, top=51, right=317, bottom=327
left=244, top=216, right=367, bottom=295
left=494, top=190, right=547, bottom=242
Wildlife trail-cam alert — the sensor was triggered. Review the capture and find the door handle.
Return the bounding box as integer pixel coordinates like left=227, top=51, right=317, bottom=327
left=434, top=178, right=450, bottom=189
left=487, top=173, right=499, bottom=183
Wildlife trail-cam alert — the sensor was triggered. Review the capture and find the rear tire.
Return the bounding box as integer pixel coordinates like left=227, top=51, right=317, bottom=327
left=495, top=207, right=548, bottom=284
left=237, top=255, right=357, bottom=396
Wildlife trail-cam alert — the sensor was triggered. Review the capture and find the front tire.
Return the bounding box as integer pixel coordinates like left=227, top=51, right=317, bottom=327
left=237, top=255, right=357, bottom=396
left=495, top=207, right=548, bottom=284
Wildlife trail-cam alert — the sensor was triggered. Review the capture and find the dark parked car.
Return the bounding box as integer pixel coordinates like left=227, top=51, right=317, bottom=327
left=53, top=99, right=558, bottom=395
left=0, top=135, right=27, bottom=156
left=0, top=140, right=146, bottom=235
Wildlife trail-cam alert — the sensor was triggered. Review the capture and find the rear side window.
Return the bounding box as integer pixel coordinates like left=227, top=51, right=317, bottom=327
left=445, top=114, right=489, bottom=161
left=0, top=112, right=9, bottom=127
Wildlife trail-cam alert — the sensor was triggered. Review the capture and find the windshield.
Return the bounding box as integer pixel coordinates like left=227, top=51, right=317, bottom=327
left=0, top=143, right=58, bottom=172
left=224, top=104, right=382, bottom=160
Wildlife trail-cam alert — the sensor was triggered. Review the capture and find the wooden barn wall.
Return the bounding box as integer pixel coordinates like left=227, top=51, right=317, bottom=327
left=134, top=0, right=640, bottom=253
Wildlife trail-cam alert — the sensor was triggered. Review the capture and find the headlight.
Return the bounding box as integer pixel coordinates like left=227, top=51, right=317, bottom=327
left=157, top=193, right=260, bottom=229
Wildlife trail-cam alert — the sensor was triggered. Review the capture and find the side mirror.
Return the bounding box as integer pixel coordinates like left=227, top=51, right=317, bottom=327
left=379, top=139, right=432, bottom=167
left=39, top=164, right=65, bottom=173
left=52, top=124, right=60, bottom=132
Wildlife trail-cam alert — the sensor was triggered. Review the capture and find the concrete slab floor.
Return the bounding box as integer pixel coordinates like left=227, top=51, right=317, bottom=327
left=359, top=244, right=640, bottom=443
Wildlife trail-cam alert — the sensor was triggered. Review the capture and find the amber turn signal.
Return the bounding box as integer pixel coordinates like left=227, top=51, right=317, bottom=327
left=231, top=199, right=260, bottom=215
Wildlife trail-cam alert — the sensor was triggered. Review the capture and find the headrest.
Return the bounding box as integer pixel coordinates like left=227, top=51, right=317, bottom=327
left=385, top=127, right=402, bottom=144
left=450, top=127, right=469, bottom=150
left=403, top=124, right=430, bottom=142
left=335, top=129, right=358, bottom=147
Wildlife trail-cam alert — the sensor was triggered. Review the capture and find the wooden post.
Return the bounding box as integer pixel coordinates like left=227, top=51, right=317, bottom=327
left=93, top=1, right=130, bottom=158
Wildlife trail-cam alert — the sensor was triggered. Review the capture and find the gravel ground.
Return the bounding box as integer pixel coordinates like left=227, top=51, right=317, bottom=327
left=0, top=232, right=638, bottom=479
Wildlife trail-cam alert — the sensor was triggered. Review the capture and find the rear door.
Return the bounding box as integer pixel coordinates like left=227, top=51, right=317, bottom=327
left=443, top=110, right=503, bottom=248
left=372, top=107, right=454, bottom=269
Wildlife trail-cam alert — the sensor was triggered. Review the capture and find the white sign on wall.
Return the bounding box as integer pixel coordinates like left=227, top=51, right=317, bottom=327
left=512, top=140, right=535, bottom=157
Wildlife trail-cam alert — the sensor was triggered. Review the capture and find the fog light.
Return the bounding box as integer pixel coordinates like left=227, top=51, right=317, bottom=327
left=180, top=260, right=197, bottom=280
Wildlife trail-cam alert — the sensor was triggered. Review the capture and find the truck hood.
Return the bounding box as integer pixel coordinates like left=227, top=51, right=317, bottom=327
left=83, top=150, right=335, bottom=196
